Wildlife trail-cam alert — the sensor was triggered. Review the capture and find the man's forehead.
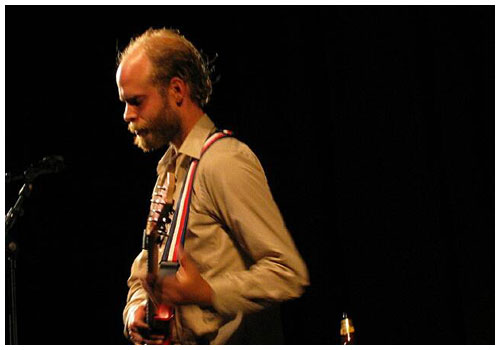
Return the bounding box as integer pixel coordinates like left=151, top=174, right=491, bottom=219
left=116, top=50, right=152, bottom=87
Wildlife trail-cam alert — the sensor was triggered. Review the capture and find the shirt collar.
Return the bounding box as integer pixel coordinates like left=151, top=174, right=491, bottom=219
left=178, top=114, right=215, bottom=160
left=156, top=114, right=215, bottom=175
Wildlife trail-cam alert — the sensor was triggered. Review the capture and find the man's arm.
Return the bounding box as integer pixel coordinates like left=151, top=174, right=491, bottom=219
left=123, top=251, right=148, bottom=332
left=198, top=139, right=310, bottom=316
left=144, top=138, right=309, bottom=316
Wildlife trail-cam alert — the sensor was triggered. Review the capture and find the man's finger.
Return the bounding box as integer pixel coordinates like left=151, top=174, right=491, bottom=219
left=149, top=334, right=166, bottom=341
left=131, top=319, right=150, bottom=330
left=176, top=265, right=187, bottom=282
left=143, top=338, right=165, bottom=345
left=129, top=327, right=167, bottom=345
left=129, top=330, right=146, bottom=345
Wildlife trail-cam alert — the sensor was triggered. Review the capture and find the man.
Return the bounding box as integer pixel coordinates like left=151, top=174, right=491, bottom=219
left=117, top=28, right=309, bottom=345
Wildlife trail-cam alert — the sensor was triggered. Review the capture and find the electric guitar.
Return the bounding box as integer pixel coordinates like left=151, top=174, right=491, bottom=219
left=141, top=171, right=176, bottom=344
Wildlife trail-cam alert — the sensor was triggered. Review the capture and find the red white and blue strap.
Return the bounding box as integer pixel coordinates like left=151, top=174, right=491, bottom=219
left=161, top=130, right=233, bottom=263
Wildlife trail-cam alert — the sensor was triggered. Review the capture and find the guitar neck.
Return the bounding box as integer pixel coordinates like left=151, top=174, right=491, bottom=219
left=144, top=228, right=159, bottom=325
left=142, top=171, right=175, bottom=329
left=145, top=230, right=159, bottom=275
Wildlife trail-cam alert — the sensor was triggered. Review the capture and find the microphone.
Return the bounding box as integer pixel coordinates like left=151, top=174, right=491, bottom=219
left=33, top=155, right=65, bottom=174
left=6, top=155, right=65, bottom=184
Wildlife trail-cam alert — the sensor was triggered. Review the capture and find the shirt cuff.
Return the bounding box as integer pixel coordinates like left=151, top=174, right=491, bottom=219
left=207, top=275, right=263, bottom=316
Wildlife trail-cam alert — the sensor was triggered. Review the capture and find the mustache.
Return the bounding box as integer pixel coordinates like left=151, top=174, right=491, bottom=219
left=128, top=123, right=146, bottom=134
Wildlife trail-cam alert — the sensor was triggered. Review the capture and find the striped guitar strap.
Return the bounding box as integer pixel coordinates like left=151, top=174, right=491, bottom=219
left=156, top=129, right=233, bottom=327
left=161, top=129, right=233, bottom=264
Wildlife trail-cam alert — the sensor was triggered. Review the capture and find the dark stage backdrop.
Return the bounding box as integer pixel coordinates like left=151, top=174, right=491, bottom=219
left=5, top=5, right=493, bottom=345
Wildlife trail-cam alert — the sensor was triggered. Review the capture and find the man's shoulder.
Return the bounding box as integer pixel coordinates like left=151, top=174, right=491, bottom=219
left=204, top=134, right=255, bottom=160
left=198, top=135, right=261, bottom=173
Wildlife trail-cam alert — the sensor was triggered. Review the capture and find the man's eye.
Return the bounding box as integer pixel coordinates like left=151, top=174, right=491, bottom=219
left=128, top=98, right=142, bottom=106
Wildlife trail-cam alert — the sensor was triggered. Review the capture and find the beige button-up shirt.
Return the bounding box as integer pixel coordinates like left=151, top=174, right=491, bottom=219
left=123, top=115, right=309, bottom=344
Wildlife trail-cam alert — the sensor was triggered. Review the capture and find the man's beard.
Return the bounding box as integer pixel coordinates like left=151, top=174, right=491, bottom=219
left=130, top=99, right=181, bottom=152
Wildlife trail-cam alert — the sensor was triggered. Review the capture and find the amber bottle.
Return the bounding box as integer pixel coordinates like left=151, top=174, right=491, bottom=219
left=340, top=312, right=355, bottom=345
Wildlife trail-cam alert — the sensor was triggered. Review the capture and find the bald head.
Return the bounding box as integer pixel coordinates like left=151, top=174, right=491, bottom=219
left=117, top=28, right=213, bottom=108
left=116, top=50, right=154, bottom=103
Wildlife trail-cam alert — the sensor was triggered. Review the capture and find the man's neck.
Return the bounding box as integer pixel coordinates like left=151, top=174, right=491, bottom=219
left=172, top=107, right=205, bottom=149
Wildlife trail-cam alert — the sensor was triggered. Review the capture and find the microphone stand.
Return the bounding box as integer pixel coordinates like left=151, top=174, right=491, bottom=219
left=5, top=156, right=64, bottom=345
left=5, top=177, right=35, bottom=345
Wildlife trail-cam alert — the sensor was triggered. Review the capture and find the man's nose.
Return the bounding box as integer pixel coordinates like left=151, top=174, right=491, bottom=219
left=123, top=104, right=137, bottom=123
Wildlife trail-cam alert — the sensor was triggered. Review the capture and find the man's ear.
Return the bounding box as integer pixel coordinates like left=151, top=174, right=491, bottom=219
left=168, top=77, right=187, bottom=107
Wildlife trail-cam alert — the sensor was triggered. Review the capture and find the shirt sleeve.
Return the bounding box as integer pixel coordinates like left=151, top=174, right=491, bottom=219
left=122, top=250, right=148, bottom=337
left=199, top=139, right=310, bottom=316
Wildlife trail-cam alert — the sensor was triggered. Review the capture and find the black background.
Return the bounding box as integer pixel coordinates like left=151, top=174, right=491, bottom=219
left=5, top=5, right=494, bottom=345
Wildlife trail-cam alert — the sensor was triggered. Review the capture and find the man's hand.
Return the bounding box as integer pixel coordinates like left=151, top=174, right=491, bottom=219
left=127, top=303, right=166, bottom=345
left=154, top=250, right=214, bottom=306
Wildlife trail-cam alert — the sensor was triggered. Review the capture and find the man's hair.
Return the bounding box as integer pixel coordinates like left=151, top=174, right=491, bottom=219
left=118, top=28, right=213, bottom=107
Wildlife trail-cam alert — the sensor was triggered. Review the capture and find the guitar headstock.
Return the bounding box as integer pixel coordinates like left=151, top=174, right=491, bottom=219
left=146, top=171, right=175, bottom=237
